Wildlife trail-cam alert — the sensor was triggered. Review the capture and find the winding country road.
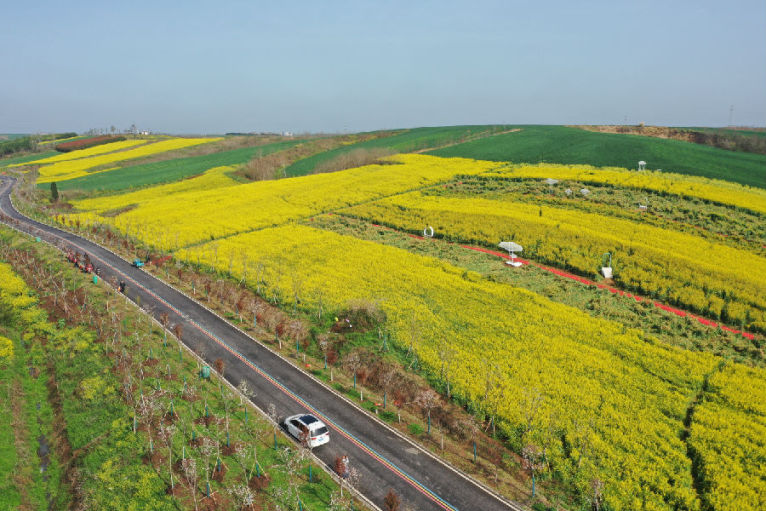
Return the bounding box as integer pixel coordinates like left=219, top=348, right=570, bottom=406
left=0, top=176, right=523, bottom=511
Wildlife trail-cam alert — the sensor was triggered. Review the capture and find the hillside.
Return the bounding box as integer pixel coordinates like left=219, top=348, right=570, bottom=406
left=4, top=124, right=765, bottom=510
left=283, top=125, right=511, bottom=176
left=428, top=125, right=766, bottom=188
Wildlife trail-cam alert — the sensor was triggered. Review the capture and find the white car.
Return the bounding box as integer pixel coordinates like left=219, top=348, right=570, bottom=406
left=284, top=414, right=330, bottom=448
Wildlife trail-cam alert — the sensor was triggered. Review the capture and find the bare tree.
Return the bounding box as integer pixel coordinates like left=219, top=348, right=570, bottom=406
left=317, top=333, right=330, bottom=369
left=158, top=423, right=177, bottom=492
left=277, top=447, right=305, bottom=510
left=345, top=349, right=365, bottom=390
left=590, top=478, right=604, bottom=511
left=198, top=437, right=216, bottom=498
left=181, top=457, right=200, bottom=511
left=290, top=271, right=304, bottom=312
left=227, top=484, right=255, bottom=511
left=413, top=389, right=440, bottom=434
left=462, top=415, right=481, bottom=463
left=379, top=363, right=398, bottom=409
left=522, top=387, right=544, bottom=443
left=268, top=403, right=280, bottom=450
left=329, top=488, right=353, bottom=511
left=384, top=488, right=401, bottom=511
left=522, top=444, right=546, bottom=498
left=314, top=287, right=325, bottom=321
left=437, top=343, right=456, bottom=399
left=406, top=313, right=419, bottom=357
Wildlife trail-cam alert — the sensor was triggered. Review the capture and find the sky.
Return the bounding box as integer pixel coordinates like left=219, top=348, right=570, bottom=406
left=1, top=0, right=765, bottom=134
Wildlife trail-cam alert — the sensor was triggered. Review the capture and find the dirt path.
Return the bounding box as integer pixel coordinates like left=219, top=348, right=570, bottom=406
left=413, top=128, right=521, bottom=154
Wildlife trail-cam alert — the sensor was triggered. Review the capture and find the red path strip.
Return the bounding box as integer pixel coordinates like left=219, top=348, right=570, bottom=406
left=459, top=245, right=755, bottom=340
left=367, top=221, right=758, bottom=341
left=362, top=220, right=756, bottom=340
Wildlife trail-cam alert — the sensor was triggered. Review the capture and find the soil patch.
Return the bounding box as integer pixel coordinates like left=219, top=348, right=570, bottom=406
left=194, top=415, right=220, bottom=427
left=211, top=461, right=228, bottom=482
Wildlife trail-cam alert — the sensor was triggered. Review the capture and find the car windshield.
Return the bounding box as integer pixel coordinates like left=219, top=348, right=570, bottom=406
left=313, top=426, right=329, bottom=436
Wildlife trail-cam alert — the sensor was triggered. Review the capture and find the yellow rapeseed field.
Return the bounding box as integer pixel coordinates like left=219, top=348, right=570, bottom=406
left=175, top=223, right=766, bottom=511
left=20, top=139, right=147, bottom=165
left=74, top=165, right=241, bottom=213
left=66, top=154, right=502, bottom=248
left=35, top=137, right=219, bottom=183
left=688, top=363, right=766, bottom=510
left=50, top=152, right=766, bottom=509
left=343, top=191, right=766, bottom=328
left=488, top=163, right=766, bottom=215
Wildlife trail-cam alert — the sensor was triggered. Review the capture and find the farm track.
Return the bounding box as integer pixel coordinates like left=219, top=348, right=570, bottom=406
left=0, top=176, right=523, bottom=511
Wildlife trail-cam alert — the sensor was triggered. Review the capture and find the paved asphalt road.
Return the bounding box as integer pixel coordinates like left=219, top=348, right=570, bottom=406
left=0, top=176, right=523, bottom=511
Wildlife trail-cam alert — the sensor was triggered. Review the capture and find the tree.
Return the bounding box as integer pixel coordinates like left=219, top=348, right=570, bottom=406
left=198, top=437, right=216, bottom=497
left=384, top=489, right=401, bottom=511
left=437, top=343, right=456, bottom=399
left=277, top=447, right=305, bottom=510
left=227, top=484, right=255, bottom=510
left=461, top=415, right=481, bottom=463
left=181, top=457, right=200, bottom=511
left=590, top=478, right=604, bottom=511
left=379, top=363, right=398, bottom=409
left=406, top=313, right=419, bottom=357
left=268, top=403, right=280, bottom=450
left=317, top=334, right=330, bottom=369
left=414, top=389, right=440, bottom=434
left=50, top=182, right=59, bottom=202
left=329, top=489, right=353, bottom=511
left=521, top=387, right=544, bottom=443
left=522, top=444, right=546, bottom=498
left=345, top=350, right=365, bottom=390
left=481, top=360, right=504, bottom=437
left=158, top=423, right=177, bottom=492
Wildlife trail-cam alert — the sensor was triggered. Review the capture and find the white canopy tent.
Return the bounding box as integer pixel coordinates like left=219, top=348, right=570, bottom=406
left=498, top=241, right=524, bottom=267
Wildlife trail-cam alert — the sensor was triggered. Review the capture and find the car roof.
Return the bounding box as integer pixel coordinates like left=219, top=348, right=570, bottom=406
left=300, top=414, right=319, bottom=425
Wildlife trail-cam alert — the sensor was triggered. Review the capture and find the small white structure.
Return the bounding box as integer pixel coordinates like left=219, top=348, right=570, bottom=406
left=565, top=188, right=573, bottom=196
left=638, top=196, right=650, bottom=211
left=499, top=241, right=524, bottom=267
left=580, top=188, right=590, bottom=196
left=423, top=226, right=434, bottom=238
left=601, top=252, right=613, bottom=279
left=638, top=160, right=646, bottom=171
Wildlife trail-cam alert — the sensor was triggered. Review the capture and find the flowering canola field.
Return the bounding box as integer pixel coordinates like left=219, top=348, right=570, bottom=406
left=687, top=363, right=766, bottom=510
left=66, top=154, right=501, bottom=248
left=487, top=163, right=766, bottom=215
left=176, top=224, right=766, bottom=510
left=53, top=152, right=766, bottom=509
left=73, top=165, right=240, bottom=213
left=343, top=192, right=766, bottom=330
left=19, top=139, right=147, bottom=165
left=34, top=137, right=218, bottom=183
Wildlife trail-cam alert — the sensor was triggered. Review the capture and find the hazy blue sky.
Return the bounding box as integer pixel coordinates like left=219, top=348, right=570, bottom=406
left=2, top=0, right=764, bottom=134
